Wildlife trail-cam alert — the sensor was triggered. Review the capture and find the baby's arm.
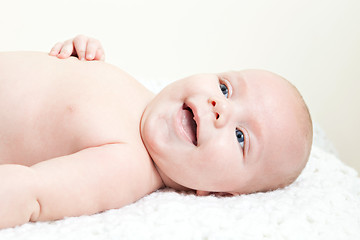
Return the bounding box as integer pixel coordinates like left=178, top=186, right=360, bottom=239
left=49, top=35, right=105, bottom=61
left=0, top=144, right=156, bottom=229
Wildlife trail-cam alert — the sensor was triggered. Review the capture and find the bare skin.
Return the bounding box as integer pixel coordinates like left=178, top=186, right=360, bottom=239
left=0, top=35, right=312, bottom=229
left=0, top=51, right=163, bottom=228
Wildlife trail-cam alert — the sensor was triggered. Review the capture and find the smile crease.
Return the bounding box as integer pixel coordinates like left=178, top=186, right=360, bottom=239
left=181, top=103, right=198, bottom=146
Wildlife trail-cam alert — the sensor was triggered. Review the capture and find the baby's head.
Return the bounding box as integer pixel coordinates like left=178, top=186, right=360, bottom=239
left=141, top=69, right=313, bottom=196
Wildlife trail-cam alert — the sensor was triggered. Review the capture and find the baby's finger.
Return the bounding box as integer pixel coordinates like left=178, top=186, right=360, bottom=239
left=58, top=40, right=74, bottom=59
left=49, top=42, right=63, bottom=56
left=94, top=48, right=105, bottom=61
left=85, top=38, right=100, bottom=60
left=73, top=35, right=87, bottom=60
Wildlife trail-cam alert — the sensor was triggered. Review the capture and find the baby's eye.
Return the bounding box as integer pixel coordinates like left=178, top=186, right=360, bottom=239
left=220, top=83, right=229, bottom=98
left=235, top=129, right=244, bottom=148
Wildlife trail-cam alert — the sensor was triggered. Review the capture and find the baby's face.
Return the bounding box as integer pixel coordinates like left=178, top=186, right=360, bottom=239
left=141, top=70, right=309, bottom=195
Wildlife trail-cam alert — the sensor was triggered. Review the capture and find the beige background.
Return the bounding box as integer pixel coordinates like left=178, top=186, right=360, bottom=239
left=1, top=0, right=359, bottom=173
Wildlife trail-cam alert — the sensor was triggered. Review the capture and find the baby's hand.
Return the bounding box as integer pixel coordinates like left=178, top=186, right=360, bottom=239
left=49, top=35, right=105, bottom=61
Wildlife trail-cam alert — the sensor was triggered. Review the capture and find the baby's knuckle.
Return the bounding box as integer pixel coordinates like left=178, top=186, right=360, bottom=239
left=75, top=34, right=86, bottom=40
left=60, top=49, right=69, bottom=55
left=90, top=38, right=99, bottom=44
left=54, top=42, right=63, bottom=47
left=64, top=39, right=73, bottom=45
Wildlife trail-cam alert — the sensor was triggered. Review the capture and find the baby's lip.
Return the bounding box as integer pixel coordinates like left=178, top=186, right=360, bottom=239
left=183, top=101, right=200, bottom=145
left=176, top=104, right=197, bottom=146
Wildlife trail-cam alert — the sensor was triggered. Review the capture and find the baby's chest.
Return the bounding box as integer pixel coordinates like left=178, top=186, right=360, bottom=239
left=0, top=92, right=144, bottom=166
left=69, top=98, right=143, bottom=147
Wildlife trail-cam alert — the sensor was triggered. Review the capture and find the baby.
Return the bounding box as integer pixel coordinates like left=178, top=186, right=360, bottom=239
left=0, top=35, right=313, bottom=229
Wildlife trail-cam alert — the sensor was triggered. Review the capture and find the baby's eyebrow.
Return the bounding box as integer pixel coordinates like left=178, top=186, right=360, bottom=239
left=232, top=72, right=248, bottom=96
left=240, top=115, right=262, bottom=163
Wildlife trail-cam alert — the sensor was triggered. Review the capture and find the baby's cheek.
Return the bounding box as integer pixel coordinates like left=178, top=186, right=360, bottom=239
left=198, top=149, right=223, bottom=170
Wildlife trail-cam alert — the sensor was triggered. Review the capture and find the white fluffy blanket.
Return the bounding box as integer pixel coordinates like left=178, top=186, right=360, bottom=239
left=0, top=125, right=359, bottom=239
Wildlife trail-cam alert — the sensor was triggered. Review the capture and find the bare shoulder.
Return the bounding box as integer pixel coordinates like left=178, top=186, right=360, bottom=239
left=31, top=143, right=162, bottom=221
left=0, top=51, right=62, bottom=65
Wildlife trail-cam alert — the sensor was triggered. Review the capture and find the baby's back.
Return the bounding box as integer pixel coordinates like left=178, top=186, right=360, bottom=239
left=0, top=52, right=153, bottom=166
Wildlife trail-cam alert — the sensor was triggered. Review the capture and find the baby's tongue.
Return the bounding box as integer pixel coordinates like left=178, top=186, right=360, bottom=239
left=181, top=108, right=197, bottom=145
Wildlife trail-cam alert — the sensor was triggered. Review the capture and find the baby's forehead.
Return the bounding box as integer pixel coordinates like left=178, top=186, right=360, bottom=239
left=237, top=71, right=300, bottom=104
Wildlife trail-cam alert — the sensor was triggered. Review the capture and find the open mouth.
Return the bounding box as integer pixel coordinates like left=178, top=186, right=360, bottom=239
left=181, top=103, right=198, bottom=146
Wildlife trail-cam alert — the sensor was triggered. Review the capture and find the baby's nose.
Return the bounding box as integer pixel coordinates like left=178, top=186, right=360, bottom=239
left=208, top=97, right=230, bottom=128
